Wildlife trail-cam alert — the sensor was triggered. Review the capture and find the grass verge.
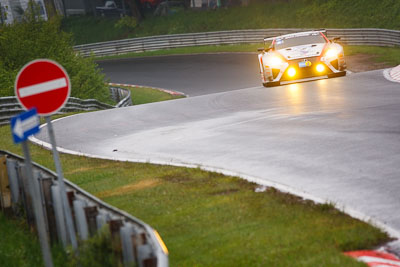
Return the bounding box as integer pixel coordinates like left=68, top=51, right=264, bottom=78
left=121, top=85, right=185, bottom=105
left=62, top=0, right=400, bottom=45
left=0, top=213, right=67, bottom=266
left=0, top=212, right=123, bottom=266
left=0, top=122, right=391, bottom=266
left=344, top=46, right=400, bottom=66
left=97, top=44, right=400, bottom=67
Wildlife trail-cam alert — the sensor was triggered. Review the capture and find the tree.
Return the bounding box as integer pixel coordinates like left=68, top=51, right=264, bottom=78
left=0, top=4, right=110, bottom=103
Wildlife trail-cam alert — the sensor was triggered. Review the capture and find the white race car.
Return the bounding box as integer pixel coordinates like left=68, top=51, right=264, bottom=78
left=258, top=30, right=346, bottom=87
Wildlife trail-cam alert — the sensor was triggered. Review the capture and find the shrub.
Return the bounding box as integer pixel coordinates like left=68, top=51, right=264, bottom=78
left=0, top=3, right=111, bottom=104
left=115, top=16, right=137, bottom=30
left=66, top=227, right=121, bottom=267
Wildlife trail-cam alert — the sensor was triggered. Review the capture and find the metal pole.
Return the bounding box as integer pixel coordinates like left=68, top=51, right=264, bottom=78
left=21, top=141, right=54, bottom=267
left=45, top=116, right=78, bottom=249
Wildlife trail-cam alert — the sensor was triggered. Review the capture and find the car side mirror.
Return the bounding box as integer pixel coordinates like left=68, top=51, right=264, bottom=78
left=332, top=37, right=341, bottom=43
left=257, top=48, right=265, bottom=52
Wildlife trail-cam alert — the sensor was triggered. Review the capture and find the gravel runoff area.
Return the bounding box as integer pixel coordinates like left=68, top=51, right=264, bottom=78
left=346, top=54, right=395, bottom=73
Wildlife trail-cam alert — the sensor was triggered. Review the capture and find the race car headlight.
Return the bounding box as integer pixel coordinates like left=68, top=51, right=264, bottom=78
left=287, top=67, right=296, bottom=77
left=324, top=48, right=339, bottom=60
left=268, top=55, right=284, bottom=67
left=316, top=64, right=325, bottom=73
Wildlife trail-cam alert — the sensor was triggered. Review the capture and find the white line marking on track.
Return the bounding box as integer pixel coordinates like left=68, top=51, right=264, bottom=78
left=19, top=78, right=67, bottom=97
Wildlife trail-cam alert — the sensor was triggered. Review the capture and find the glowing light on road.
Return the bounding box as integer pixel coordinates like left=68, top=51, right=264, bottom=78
left=288, top=67, right=296, bottom=77
left=316, top=64, right=325, bottom=73
left=286, top=83, right=304, bottom=114
left=289, top=85, right=299, bottom=93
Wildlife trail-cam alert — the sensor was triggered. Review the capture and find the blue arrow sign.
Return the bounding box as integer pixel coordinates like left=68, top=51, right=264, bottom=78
left=11, top=108, right=40, bottom=144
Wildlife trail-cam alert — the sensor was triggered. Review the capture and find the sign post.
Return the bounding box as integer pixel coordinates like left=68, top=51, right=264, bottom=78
left=15, top=59, right=77, bottom=250
left=11, top=108, right=53, bottom=267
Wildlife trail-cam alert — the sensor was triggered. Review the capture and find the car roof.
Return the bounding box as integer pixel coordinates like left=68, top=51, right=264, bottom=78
left=264, top=30, right=326, bottom=42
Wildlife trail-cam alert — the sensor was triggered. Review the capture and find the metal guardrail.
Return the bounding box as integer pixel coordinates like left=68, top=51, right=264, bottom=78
left=74, top=28, right=400, bottom=57
left=0, top=150, right=168, bottom=267
left=0, top=86, right=132, bottom=126
left=110, top=86, right=133, bottom=107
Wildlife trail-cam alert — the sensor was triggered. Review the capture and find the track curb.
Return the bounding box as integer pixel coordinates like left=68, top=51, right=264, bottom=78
left=383, top=66, right=400, bottom=83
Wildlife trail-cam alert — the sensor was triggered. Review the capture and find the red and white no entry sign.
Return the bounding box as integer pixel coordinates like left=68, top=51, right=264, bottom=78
left=15, top=59, right=70, bottom=116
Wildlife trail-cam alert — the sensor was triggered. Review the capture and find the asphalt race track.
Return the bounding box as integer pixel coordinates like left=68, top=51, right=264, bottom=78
left=97, top=53, right=260, bottom=96
left=36, top=54, right=400, bottom=237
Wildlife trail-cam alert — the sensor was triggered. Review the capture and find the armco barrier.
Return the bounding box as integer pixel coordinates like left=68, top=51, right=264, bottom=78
left=74, top=28, right=400, bottom=57
left=0, top=86, right=132, bottom=126
left=0, top=150, right=168, bottom=267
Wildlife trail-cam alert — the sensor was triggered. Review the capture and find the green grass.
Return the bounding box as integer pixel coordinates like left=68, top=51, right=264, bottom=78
left=122, top=85, right=185, bottom=105
left=0, top=122, right=391, bottom=266
left=0, top=213, right=44, bottom=266
left=0, top=212, right=122, bottom=266
left=0, top=213, right=67, bottom=267
left=62, top=0, right=400, bottom=45
left=98, top=44, right=400, bottom=67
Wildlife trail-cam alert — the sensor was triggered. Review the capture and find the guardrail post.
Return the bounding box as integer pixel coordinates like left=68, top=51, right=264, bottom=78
left=84, top=206, right=99, bottom=237
left=18, top=164, right=35, bottom=228
left=33, top=171, right=52, bottom=238
left=0, top=155, right=11, bottom=213
left=73, top=199, right=89, bottom=241
left=142, top=256, right=158, bottom=267
left=67, top=191, right=76, bottom=207
left=51, top=184, right=68, bottom=247
left=16, top=163, right=28, bottom=217
left=110, top=219, right=124, bottom=264
left=96, top=210, right=111, bottom=230
left=120, top=223, right=135, bottom=266
left=131, top=232, right=144, bottom=262
left=39, top=174, right=58, bottom=244
left=135, top=233, right=157, bottom=267
left=6, top=158, right=21, bottom=214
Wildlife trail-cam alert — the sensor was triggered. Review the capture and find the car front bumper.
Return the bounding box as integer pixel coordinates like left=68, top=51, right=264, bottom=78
left=264, top=56, right=346, bottom=83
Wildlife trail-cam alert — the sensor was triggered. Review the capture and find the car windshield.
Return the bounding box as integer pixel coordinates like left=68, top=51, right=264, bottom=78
left=274, top=34, right=326, bottom=50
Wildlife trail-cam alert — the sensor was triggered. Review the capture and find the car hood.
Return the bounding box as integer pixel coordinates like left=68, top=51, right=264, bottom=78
left=277, top=43, right=325, bottom=60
